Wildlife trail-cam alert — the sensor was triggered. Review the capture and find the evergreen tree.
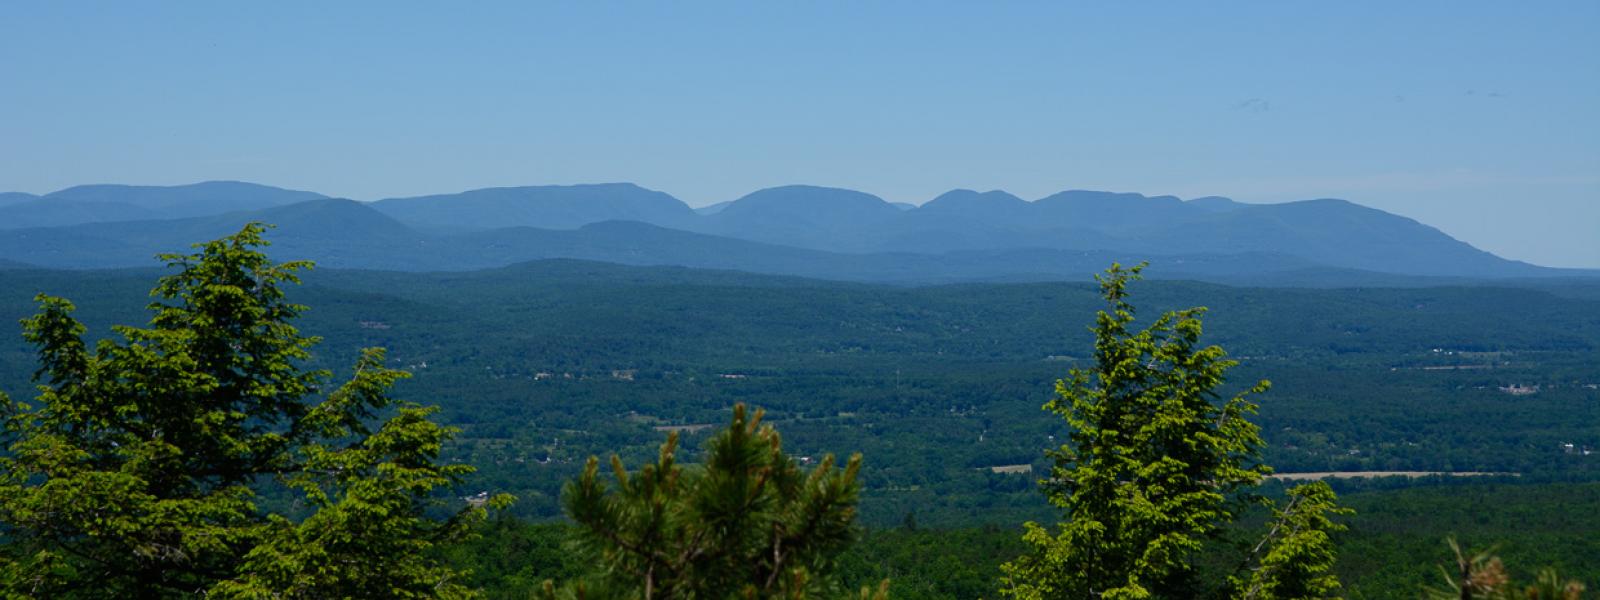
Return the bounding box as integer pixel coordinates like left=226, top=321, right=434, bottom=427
left=1233, top=481, right=1348, bottom=600
left=1000, top=263, right=1348, bottom=600
left=1423, top=538, right=1586, bottom=600
left=0, top=224, right=502, bottom=598
left=549, top=404, right=883, bottom=599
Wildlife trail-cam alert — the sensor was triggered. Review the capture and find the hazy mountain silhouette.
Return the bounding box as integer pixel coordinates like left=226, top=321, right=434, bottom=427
left=692, top=185, right=906, bottom=251
left=372, top=183, right=696, bottom=233
left=0, top=181, right=1589, bottom=281
left=679, top=187, right=1556, bottom=277
left=694, top=200, right=734, bottom=215
left=1132, top=198, right=1539, bottom=277
left=0, top=207, right=1338, bottom=283
left=905, top=189, right=1033, bottom=237
left=0, top=192, right=40, bottom=208
left=0, top=199, right=428, bottom=269
left=883, top=189, right=1115, bottom=253
left=1187, top=196, right=1247, bottom=212
left=0, top=181, right=325, bottom=230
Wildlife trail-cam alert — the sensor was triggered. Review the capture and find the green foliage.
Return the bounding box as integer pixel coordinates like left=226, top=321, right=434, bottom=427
left=2, top=253, right=1597, bottom=594
left=439, top=517, right=587, bottom=598
left=0, top=224, right=499, bottom=598
left=3, top=261, right=1597, bottom=527
left=1522, top=569, right=1588, bottom=600
left=440, top=481, right=1600, bottom=599
left=836, top=527, right=1026, bottom=600
left=551, top=403, right=874, bottom=599
left=1001, top=263, right=1349, bottom=599
left=1422, top=538, right=1587, bottom=600
left=1425, top=538, right=1514, bottom=600
left=1234, top=482, right=1350, bottom=599
left=214, top=348, right=513, bottom=598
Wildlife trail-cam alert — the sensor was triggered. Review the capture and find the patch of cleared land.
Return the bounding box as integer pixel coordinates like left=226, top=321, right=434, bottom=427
left=984, top=464, right=1034, bottom=474
left=653, top=423, right=713, bottom=433
left=1269, top=471, right=1513, bottom=481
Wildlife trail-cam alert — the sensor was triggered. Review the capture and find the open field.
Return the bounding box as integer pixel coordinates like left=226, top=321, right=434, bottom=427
left=1269, top=471, right=1512, bottom=481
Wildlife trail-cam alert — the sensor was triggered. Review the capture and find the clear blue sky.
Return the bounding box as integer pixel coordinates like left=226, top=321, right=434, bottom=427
left=3, top=2, right=1596, bottom=267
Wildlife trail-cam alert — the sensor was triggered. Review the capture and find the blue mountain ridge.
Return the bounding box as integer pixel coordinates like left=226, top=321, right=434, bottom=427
left=0, top=181, right=325, bottom=230
left=0, top=181, right=1590, bottom=282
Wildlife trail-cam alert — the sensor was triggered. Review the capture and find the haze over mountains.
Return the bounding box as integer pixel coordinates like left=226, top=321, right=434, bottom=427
left=0, top=180, right=1591, bottom=285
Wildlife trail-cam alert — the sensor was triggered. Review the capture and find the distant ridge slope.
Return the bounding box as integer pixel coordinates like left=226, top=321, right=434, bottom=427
left=694, top=185, right=905, bottom=251
left=0, top=200, right=1333, bottom=282
left=0, top=192, right=40, bottom=208
left=0, top=180, right=1588, bottom=282
left=0, top=181, right=326, bottom=230
left=1149, top=199, right=1540, bottom=277
left=1187, top=196, right=1247, bottom=212
left=371, top=183, right=696, bottom=232
left=916, top=189, right=1031, bottom=224
left=0, top=199, right=426, bottom=270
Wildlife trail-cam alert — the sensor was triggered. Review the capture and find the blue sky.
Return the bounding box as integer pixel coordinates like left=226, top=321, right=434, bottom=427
left=2, top=2, right=1597, bottom=267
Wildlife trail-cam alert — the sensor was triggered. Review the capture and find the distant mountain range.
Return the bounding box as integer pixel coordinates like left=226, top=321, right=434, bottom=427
left=0, top=180, right=1592, bottom=285
left=0, top=181, right=327, bottom=229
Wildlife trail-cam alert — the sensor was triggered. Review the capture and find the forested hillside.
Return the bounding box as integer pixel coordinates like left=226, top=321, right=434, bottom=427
left=2, top=238, right=1596, bottom=597
left=3, top=260, right=1595, bottom=523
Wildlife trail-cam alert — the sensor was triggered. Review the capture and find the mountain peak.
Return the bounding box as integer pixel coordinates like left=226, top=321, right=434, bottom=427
left=372, top=183, right=694, bottom=232
left=1036, top=190, right=1184, bottom=206
left=249, top=198, right=417, bottom=238
left=923, top=189, right=1026, bottom=208
left=697, top=185, right=903, bottom=251
left=449, top=182, right=656, bottom=196
left=1187, top=196, right=1246, bottom=212
left=718, top=185, right=899, bottom=216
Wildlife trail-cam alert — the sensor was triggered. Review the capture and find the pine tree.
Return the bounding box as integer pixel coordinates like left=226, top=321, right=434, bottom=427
left=0, top=224, right=503, bottom=598
left=549, top=404, right=882, bottom=599
left=1423, top=538, right=1586, bottom=600
left=1000, top=263, right=1349, bottom=600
